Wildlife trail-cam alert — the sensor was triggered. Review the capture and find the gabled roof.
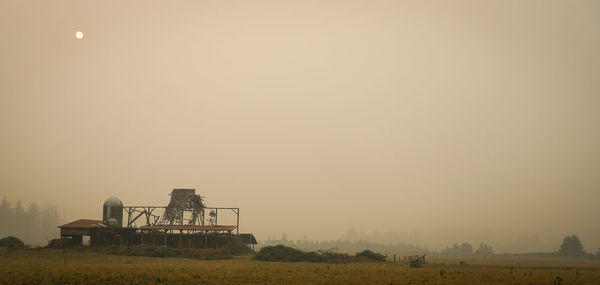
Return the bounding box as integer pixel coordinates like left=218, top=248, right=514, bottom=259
left=239, top=233, right=258, bottom=244
left=58, top=219, right=105, bottom=229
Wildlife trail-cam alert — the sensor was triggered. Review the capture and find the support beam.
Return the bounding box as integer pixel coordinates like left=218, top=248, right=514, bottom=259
left=128, top=211, right=145, bottom=227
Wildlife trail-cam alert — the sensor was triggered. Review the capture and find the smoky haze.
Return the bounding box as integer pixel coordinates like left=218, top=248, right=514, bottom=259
left=1, top=1, right=599, bottom=253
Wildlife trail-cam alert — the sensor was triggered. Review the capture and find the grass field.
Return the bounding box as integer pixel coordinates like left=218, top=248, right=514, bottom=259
left=1, top=248, right=600, bottom=284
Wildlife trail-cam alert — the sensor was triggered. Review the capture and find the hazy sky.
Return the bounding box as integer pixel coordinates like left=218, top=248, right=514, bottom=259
left=1, top=0, right=599, bottom=253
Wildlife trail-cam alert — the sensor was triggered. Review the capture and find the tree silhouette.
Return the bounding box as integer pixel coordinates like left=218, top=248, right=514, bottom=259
left=476, top=243, right=494, bottom=255
left=460, top=243, right=473, bottom=254
left=558, top=235, right=585, bottom=257
left=440, top=242, right=473, bottom=255
left=0, top=196, right=61, bottom=245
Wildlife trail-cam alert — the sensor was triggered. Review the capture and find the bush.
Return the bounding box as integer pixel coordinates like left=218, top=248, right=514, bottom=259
left=254, top=245, right=316, bottom=262
left=0, top=236, right=24, bottom=248
left=355, top=250, right=387, bottom=262
left=253, top=244, right=328, bottom=262
left=317, top=249, right=347, bottom=261
left=304, top=251, right=328, bottom=262
left=254, top=245, right=388, bottom=263
left=150, top=246, right=175, bottom=257
left=93, top=245, right=233, bottom=260
left=46, top=238, right=80, bottom=249
left=177, top=247, right=232, bottom=260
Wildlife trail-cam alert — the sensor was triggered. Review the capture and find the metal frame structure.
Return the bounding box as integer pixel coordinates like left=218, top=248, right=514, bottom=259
left=123, top=189, right=240, bottom=235
left=124, top=206, right=240, bottom=234
left=124, top=206, right=164, bottom=228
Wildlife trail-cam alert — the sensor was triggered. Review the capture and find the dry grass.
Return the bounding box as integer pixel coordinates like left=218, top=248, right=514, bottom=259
left=1, top=248, right=600, bottom=284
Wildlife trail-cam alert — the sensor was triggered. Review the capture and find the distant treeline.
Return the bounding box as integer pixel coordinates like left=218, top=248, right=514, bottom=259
left=263, top=234, right=600, bottom=259
left=0, top=196, right=63, bottom=245
left=260, top=235, right=427, bottom=256
left=440, top=242, right=494, bottom=255
left=260, top=237, right=497, bottom=256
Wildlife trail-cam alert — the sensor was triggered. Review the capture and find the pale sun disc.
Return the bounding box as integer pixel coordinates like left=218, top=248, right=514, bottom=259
left=75, top=31, right=84, bottom=40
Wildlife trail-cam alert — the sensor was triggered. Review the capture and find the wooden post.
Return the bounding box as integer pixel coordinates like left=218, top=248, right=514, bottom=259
left=236, top=208, right=239, bottom=235
left=393, top=254, right=396, bottom=263
left=204, top=231, right=208, bottom=248
left=164, top=230, right=167, bottom=247
left=179, top=230, right=182, bottom=248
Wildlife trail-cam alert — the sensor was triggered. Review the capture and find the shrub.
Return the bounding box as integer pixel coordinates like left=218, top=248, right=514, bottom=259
left=253, top=245, right=333, bottom=262
left=178, top=247, right=231, bottom=259
left=46, top=238, right=80, bottom=249
left=254, top=245, right=388, bottom=263
left=0, top=236, right=24, bottom=248
left=317, top=249, right=347, bottom=261
left=254, top=245, right=312, bottom=262
left=355, top=250, right=387, bottom=262
left=150, top=246, right=175, bottom=257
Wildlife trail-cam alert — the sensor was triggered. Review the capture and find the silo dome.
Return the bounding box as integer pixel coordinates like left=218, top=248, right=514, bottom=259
left=103, top=197, right=123, bottom=207
left=103, top=197, right=123, bottom=227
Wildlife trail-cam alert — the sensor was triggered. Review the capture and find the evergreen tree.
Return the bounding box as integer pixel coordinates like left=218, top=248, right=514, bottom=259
left=558, top=235, right=585, bottom=257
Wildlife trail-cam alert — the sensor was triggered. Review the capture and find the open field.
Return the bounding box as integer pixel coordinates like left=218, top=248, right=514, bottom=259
left=1, top=248, right=600, bottom=284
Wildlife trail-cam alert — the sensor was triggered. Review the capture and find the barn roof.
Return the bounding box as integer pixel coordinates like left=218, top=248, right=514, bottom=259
left=59, top=219, right=105, bottom=229
left=139, top=225, right=237, bottom=232
left=238, top=233, right=257, bottom=244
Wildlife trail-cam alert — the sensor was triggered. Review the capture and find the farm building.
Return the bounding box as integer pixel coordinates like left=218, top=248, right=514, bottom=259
left=58, top=189, right=257, bottom=250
